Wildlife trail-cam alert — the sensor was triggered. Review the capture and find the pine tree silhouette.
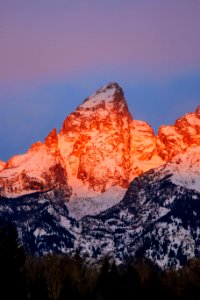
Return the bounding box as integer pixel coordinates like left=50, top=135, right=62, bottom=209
left=0, top=219, right=26, bottom=300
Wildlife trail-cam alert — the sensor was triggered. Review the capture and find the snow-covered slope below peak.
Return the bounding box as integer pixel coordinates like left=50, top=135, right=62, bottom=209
left=78, top=146, right=200, bottom=268
left=162, top=146, right=200, bottom=193
left=67, top=186, right=126, bottom=220
left=0, top=192, right=78, bottom=255
left=0, top=160, right=5, bottom=171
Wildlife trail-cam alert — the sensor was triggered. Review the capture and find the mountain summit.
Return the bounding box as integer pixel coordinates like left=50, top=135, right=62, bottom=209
left=59, top=82, right=132, bottom=193
left=78, top=82, right=125, bottom=109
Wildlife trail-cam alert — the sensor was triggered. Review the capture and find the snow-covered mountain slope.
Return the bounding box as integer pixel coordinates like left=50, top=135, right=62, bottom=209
left=67, top=186, right=126, bottom=220
left=161, top=146, right=200, bottom=192
left=0, top=191, right=78, bottom=255
left=77, top=146, right=200, bottom=268
left=0, top=145, right=199, bottom=268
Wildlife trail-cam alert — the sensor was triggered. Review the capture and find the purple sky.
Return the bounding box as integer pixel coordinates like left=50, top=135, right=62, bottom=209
left=0, top=0, right=200, bottom=161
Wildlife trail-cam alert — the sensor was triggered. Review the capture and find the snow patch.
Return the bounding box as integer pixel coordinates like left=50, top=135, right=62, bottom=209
left=34, top=228, right=47, bottom=237
left=67, top=186, right=126, bottom=219
left=166, top=146, right=200, bottom=192
left=79, top=83, right=117, bottom=109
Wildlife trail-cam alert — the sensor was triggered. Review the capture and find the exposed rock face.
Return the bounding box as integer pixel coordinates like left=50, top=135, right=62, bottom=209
left=131, top=120, right=157, bottom=160
left=157, top=107, right=200, bottom=160
left=44, top=128, right=60, bottom=156
left=130, top=120, right=162, bottom=177
left=0, top=131, right=70, bottom=199
left=59, top=82, right=133, bottom=192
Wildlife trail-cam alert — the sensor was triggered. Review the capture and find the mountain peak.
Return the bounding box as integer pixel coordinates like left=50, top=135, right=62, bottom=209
left=45, top=128, right=58, bottom=148
left=96, top=81, right=123, bottom=95
left=79, top=82, right=124, bottom=109
left=59, top=82, right=132, bottom=192
left=44, top=128, right=60, bottom=156
left=97, top=81, right=121, bottom=90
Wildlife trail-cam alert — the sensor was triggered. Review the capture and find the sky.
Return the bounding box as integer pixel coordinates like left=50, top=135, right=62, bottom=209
left=0, top=0, right=200, bottom=161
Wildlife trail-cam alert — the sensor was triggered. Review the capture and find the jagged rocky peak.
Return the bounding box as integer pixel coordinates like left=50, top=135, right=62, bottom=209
left=61, top=82, right=132, bottom=135
left=28, top=141, right=43, bottom=152
left=44, top=128, right=60, bottom=156
left=59, top=82, right=132, bottom=192
left=45, top=128, right=58, bottom=148
left=0, top=127, right=70, bottom=198
left=28, top=129, right=59, bottom=155
left=79, top=82, right=126, bottom=110
left=157, top=106, right=200, bottom=161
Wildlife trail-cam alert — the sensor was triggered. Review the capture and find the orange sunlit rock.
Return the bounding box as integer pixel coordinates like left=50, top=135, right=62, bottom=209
left=0, top=82, right=199, bottom=199
left=157, top=108, right=200, bottom=160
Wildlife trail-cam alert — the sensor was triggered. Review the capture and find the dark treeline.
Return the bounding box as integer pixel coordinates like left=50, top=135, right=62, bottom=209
left=1, top=220, right=200, bottom=299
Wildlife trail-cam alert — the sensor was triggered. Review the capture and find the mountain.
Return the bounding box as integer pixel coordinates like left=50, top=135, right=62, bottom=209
left=0, top=146, right=199, bottom=268
left=78, top=146, right=200, bottom=268
left=0, top=191, right=78, bottom=255
left=0, top=82, right=199, bottom=268
left=157, top=105, right=200, bottom=160
left=0, top=82, right=163, bottom=202
left=59, top=82, right=133, bottom=193
left=0, top=83, right=128, bottom=199
left=0, top=83, right=199, bottom=201
left=0, top=129, right=71, bottom=199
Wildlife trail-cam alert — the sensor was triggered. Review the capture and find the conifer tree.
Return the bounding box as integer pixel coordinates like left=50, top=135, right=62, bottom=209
left=0, top=219, right=26, bottom=299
